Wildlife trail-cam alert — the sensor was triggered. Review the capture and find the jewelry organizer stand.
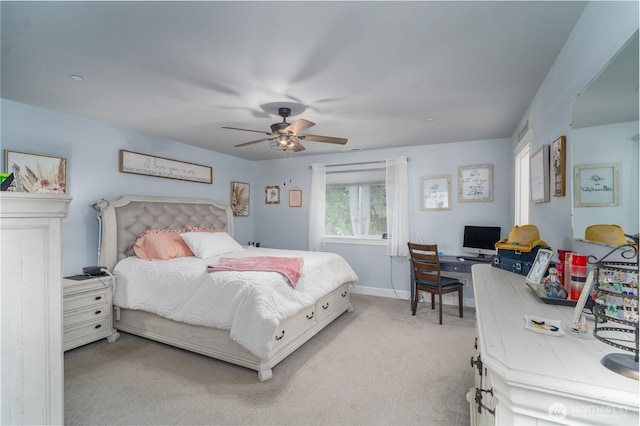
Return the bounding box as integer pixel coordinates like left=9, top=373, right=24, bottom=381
left=589, top=239, right=639, bottom=380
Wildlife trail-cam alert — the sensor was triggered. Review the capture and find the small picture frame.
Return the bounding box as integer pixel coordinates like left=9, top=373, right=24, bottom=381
left=421, top=175, right=451, bottom=210
left=230, top=181, right=250, bottom=216
left=289, top=189, right=302, bottom=207
left=571, top=271, right=595, bottom=325
left=4, top=150, right=67, bottom=194
left=265, top=185, right=280, bottom=204
left=526, top=248, right=554, bottom=285
left=552, top=136, right=566, bottom=197
left=458, top=164, right=493, bottom=203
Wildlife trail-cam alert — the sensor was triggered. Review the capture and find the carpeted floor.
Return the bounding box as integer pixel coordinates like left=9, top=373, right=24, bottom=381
left=64, top=294, right=476, bottom=425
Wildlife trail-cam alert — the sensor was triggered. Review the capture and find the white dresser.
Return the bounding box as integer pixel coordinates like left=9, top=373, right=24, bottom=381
left=63, top=275, right=120, bottom=351
left=1, top=192, right=72, bottom=425
left=470, top=264, right=638, bottom=426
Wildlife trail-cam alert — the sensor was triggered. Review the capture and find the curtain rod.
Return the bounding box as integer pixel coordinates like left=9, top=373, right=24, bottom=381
left=308, top=159, right=408, bottom=169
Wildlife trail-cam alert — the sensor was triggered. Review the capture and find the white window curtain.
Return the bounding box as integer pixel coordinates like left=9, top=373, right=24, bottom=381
left=308, top=163, right=326, bottom=251
left=349, top=185, right=371, bottom=236
left=386, top=156, right=409, bottom=257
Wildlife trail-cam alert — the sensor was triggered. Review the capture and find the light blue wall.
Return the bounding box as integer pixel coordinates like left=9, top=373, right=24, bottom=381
left=0, top=99, right=256, bottom=275
left=1, top=0, right=637, bottom=294
left=513, top=0, right=639, bottom=260
left=253, top=139, right=512, bottom=299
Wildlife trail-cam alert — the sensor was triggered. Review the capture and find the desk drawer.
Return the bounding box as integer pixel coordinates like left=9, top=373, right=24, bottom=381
left=440, top=263, right=472, bottom=273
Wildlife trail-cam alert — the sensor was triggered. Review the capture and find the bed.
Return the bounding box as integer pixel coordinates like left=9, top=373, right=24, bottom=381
left=94, top=195, right=358, bottom=381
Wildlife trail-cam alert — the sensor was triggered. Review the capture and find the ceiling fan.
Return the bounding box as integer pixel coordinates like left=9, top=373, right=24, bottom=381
left=223, top=107, right=348, bottom=152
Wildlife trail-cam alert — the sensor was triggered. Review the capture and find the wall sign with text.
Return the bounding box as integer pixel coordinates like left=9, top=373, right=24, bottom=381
left=119, top=150, right=212, bottom=183
left=458, top=164, right=493, bottom=203
left=574, top=163, right=619, bottom=207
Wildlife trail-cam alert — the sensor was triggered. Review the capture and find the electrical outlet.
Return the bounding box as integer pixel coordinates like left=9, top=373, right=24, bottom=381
left=419, top=294, right=425, bottom=303
left=463, top=279, right=469, bottom=286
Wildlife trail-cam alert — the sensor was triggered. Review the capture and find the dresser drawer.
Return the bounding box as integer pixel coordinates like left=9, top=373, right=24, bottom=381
left=64, top=304, right=109, bottom=328
left=272, top=305, right=316, bottom=351
left=64, top=288, right=110, bottom=312
left=317, top=285, right=350, bottom=322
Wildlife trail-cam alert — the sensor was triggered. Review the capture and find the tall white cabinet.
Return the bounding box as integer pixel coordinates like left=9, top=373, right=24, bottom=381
left=1, top=192, right=72, bottom=425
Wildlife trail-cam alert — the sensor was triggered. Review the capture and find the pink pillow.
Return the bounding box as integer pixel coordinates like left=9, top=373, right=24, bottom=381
left=133, top=229, right=194, bottom=260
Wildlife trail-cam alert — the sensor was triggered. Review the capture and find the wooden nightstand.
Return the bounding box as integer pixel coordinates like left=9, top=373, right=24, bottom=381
left=62, top=274, right=120, bottom=351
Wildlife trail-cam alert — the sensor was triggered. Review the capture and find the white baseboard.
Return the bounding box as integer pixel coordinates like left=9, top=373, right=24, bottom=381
left=351, top=285, right=476, bottom=308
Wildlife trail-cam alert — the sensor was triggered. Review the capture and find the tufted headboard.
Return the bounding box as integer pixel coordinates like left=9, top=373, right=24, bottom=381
left=93, top=195, right=234, bottom=270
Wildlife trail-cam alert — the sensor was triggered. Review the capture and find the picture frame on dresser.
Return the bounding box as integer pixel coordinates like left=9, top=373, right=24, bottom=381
left=525, top=248, right=553, bottom=284
left=4, top=150, right=67, bottom=194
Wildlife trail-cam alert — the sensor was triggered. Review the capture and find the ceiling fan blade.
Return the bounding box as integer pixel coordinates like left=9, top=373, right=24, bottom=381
left=292, top=142, right=306, bottom=152
left=223, top=126, right=272, bottom=136
left=299, top=134, right=348, bottom=145
left=234, top=138, right=272, bottom=147
left=284, top=119, right=315, bottom=135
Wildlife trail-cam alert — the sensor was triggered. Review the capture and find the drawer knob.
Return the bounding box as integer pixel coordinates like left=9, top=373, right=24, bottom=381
left=95, top=310, right=102, bottom=315
left=94, top=296, right=102, bottom=301
left=94, top=324, right=102, bottom=330
left=306, top=312, right=315, bottom=320
left=275, top=330, right=285, bottom=341
left=322, top=302, right=330, bottom=310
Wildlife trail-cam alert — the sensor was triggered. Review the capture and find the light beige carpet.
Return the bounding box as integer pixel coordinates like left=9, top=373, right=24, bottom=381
left=64, top=294, right=476, bottom=425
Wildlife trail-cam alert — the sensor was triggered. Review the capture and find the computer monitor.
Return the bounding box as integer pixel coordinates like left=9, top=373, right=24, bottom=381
left=462, top=225, right=501, bottom=257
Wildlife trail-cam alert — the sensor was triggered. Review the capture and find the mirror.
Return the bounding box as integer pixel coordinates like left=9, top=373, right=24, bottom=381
left=570, top=31, right=639, bottom=244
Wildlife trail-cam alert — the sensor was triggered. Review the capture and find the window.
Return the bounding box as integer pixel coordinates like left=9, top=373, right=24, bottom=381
left=324, top=167, right=387, bottom=239
left=515, top=134, right=531, bottom=226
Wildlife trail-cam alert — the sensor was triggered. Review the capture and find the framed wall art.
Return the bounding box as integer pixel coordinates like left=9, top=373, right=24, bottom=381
left=119, top=149, right=212, bottom=184
left=421, top=175, right=451, bottom=210
left=265, top=185, right=280, bottom=204
left=230, top=181, right=250, bottom=216
left=530, top=145, right=550, bottom=203
left=458, top=164, right=493, bottom=203
left=574, top=163, right=619, bottom=207
left=289, top=189, right=302, bottom=207
left=551, top=136, right=566, bottom=197
left=4, top=150, right=67, bottom=194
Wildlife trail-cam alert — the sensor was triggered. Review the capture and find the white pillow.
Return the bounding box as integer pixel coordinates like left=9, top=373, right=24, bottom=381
left=180, top=231, right=245, bottom=259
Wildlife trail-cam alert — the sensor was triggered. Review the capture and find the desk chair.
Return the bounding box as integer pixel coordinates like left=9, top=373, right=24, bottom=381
left=408, top=243, right=464, bottom=324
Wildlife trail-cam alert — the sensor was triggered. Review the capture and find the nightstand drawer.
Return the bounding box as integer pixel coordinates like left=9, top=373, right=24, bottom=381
left=64, top=305, right=109, bottom=328
left=64, top=288, right=110, bottom=312
left=64, top=317, right=114, bottom=351
left=64, top=316, right=111, bottom=343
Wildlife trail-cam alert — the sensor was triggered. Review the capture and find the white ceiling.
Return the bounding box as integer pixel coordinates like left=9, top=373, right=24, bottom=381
left=1, top=1, right=587, bottom=161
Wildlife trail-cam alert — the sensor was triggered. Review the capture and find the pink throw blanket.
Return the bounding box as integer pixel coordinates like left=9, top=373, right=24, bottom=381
left=207, top=256, right=304, bottom=288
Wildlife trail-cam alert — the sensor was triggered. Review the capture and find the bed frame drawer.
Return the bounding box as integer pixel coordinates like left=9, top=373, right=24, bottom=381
left=317, top=285, right=350, bottom=323
left=273, top=305, right=316, bottom=351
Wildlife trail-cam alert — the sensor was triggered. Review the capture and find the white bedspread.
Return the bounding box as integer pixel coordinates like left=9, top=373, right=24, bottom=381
left=113, top=247, right=358, bottom=358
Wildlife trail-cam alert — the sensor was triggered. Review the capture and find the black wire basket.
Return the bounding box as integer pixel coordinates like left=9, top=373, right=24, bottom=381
left=590, top=241, right=639, bottom=380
